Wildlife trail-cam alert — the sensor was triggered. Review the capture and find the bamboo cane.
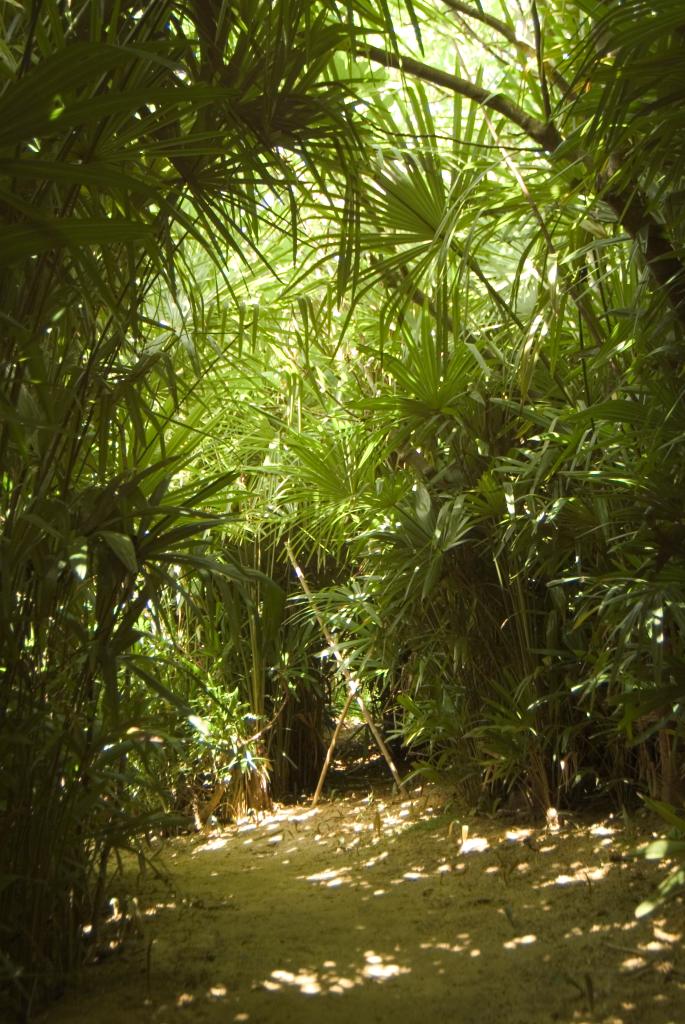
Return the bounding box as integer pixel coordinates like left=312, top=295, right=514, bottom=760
left=311, top=686, right=356, bottom=807
left=285, top=541, right=407, bottom=804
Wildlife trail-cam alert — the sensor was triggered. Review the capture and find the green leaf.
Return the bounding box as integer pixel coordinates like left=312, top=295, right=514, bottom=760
left=99, top=531, right=138, bottom=573
left=642, top=797, right=685, bottom=832
left=0, top=42, right=146, bottom=143
left=643, top=838, right=685, bottom=861
left=0, top=219, right=153, bottom=265
left=414, top=483, right=432, bottom=527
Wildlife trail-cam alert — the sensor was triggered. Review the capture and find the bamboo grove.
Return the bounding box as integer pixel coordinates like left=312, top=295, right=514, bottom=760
left=1, top=0, right=684, bottom=1016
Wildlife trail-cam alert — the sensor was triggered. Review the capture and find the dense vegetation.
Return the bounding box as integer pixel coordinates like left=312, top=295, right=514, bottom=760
left=1, top=0, right=684, bottom=1016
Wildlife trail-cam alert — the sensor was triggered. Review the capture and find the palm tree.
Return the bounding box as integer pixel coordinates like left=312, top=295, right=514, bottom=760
left=0, top=0, right=392, bottom=1014
left=2, top=1, right=684, bottom=1015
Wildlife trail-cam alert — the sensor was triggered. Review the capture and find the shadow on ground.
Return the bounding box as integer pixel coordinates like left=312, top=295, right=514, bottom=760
left=38, top=785, right=685, bottom=1024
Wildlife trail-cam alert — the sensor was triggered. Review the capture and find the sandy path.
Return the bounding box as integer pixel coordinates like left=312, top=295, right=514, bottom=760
left=39, top=786, right=684, bottom=1024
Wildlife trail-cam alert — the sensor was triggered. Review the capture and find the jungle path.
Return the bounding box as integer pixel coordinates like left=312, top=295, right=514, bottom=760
left=39, top=785, right=684, bottom=1024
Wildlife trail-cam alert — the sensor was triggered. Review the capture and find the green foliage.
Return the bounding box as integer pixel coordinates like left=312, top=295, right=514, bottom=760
left=0, top=0, right=376, bottom=1015
left=636, top=799, right=685, bottom=919
left=2, top=0, right=685, bottom=1017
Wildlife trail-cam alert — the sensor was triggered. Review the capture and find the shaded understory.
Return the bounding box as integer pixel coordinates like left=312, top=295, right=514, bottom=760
left=38, top=785, right=685, bottom=1024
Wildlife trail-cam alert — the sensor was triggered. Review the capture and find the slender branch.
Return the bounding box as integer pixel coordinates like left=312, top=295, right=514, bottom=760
left=359, top=45, right=685, bottom=327
left=531, top=0, right=552, bottom=122
left=440, top=0, right=571, bottom=96
left=311, top=688, right=356, bottom=807
left=285, top=540, right=407, bottom=801
left=359, top=45, right=563, bottom=151
left=483, top=111, right=605, bottom=351
left=441, top=0, right=520, bottom=45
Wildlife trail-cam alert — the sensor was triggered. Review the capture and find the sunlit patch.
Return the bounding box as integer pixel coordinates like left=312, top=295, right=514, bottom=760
left=540, top=860, right=610, bottom=888
left=546, top=808, right=560, bottom=831
left=505, top=828, right=533, bottom=842
left=330, top=977, right=356, bottom=992
left=591, top=824, right=615, bottom=837
left=307, top=867, right=346, bottom=883
left=269, top=969, right=322, bottom=994
left=459, top=836, right=489, bottom=854
left=293, top=809, right=318, bottom=823
left=108, top=897, right=122, bottom=922
left=234, top=1014, right=249, bottom=1022
left=208, top=984, right=227, bottom=999
left=363, top=851, right=388, bottom=867
left=420, top=940, right=469, bottom=954
left=362, top=950, right=410, bottom=980
left=403, top=870, right=429, bottom=880
left=262, top=969, right=327, bottom=994
left=653, top=924, right=681, bottom=943
left=621, top=955, right=648, bottom=971
left=260, top=950, right=410, bottom=997
left=304, top=864, right=354, bottom=888
left=194, top=837, right=227, bottom=853
left=363, top=961, right=405, bottom=979
left=503, top=934, right=537, bottom=949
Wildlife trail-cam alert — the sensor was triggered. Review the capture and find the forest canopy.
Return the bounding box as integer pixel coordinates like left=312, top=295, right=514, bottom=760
left=1, top=0, right=684, bottom=1016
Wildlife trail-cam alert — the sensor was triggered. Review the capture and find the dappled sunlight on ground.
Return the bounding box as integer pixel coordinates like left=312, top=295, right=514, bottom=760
left=38, top=785, right=685, bottom=1024
left=260, top=947, right=411, bottom=995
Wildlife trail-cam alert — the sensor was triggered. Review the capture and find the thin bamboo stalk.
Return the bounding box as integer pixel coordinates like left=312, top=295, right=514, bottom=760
left=285, top=541, right=407, bottom=803
left=353, top=694, right=406, bottom=795
left=311, top=686, right=356, bottom=807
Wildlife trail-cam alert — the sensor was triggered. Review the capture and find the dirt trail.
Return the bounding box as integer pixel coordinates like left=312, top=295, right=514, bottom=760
left=39, top=785, right=684, bottom=1024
